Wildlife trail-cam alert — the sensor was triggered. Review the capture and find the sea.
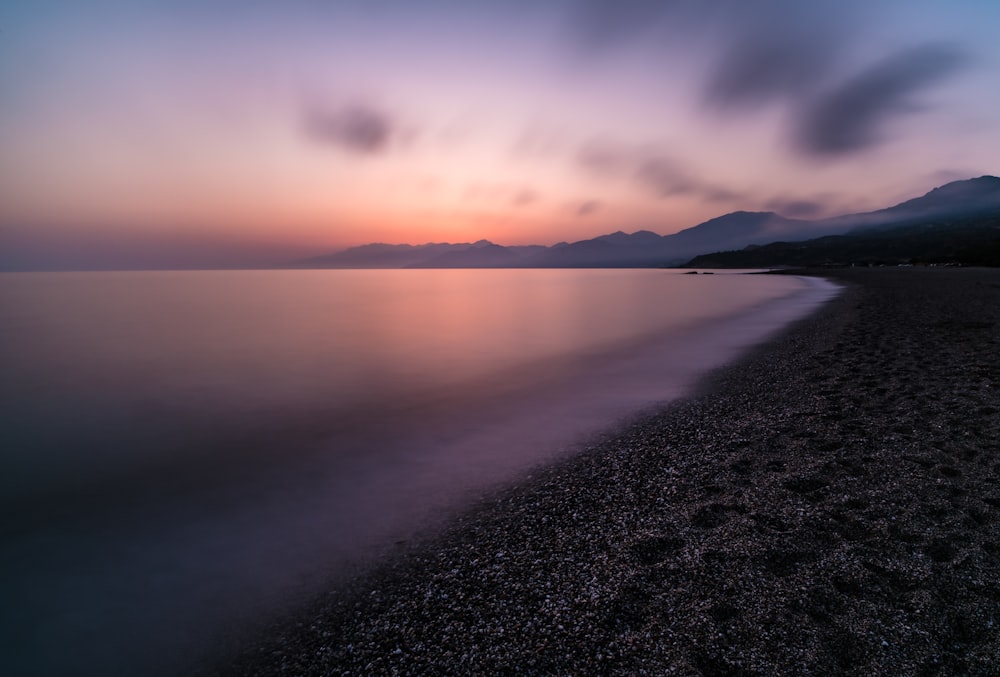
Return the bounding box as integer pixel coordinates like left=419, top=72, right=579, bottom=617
left=0, top=268, right=838, bottom=676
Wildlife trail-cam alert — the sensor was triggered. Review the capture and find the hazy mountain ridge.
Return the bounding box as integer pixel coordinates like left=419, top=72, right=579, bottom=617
left=297, top=242, right=470, bottom=268
left=409, top=242, right=548, bottom=268
left=814, top=175, right=1000, bottom=234
left=296, top=176, right=1000, bottom=268
left=683, top=214, right=1000, bottom=268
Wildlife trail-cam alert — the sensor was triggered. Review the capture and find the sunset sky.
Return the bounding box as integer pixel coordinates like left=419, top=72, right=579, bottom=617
left=1, top=0, right=998, bottom=269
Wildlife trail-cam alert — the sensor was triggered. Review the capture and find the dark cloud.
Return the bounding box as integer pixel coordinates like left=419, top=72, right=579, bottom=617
left=565, top=2, right=969, bottom=159
left=699, top=1, right=852, bottom=111
left=577, top=200, right=601, bottom=216
left=303, top=104, right=395, bottom=155
left=570, top=0, right=851, bottom=82
left=704, top=32, right=838, bottom=110
left=794, top=44, right=967, bottom=156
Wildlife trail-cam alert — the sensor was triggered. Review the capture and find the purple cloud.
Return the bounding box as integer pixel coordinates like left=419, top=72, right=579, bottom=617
left=576, top=140, right=634, bottom=175
left=575, top=139, right=748, bottom=205
left=704, top=32, right=838, bottom=110
left=636, top=157, right=698, bottom=197
left=303, top=104, right=395, bottom=155
left=568, top=2, right=967, bottom=158
left=794, top=44, right=967, bottom=156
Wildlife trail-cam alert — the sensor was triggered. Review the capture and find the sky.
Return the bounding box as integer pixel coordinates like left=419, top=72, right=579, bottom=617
left=1, top=0, right=998, bottom=270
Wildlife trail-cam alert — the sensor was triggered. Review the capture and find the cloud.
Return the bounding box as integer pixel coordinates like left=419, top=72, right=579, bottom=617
left=699, top=1, right=853, bottom=111
left=563, top=2, right=971, bottom=159
left=576, top=200, right=601, bottom=216
left=575, top=139, right=746, bottom=205
left=794, top=44, right=967, bottom=156
left=464, top=182, right=540, bottom=207
left=570, top=0, right=674, bottom=52
left=636, top=157, right=698, bottom=197
left=704, top=31, right=838, bottom=110
left=576, top=140, right=634, bottom=175
left=576, top=139, right=696, bottom=195
left=570, top=0, right=851, bottom=76
left=303, top=104, right=395, bottom=155
left=512, top=188, right=538, bottom=206
left=511, top=123, right=571, bottom=159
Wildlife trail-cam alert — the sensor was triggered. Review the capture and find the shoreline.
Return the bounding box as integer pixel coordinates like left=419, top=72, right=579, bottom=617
left=226, top=268, right=1000, bottom=675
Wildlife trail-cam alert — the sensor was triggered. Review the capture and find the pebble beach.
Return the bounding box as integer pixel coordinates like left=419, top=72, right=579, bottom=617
left=226, top=267, right=1000, bottom=676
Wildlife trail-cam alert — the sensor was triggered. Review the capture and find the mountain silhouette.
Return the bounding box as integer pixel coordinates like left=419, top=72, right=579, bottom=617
left=409, top=242, right=547, bottom=268
left=297, top=242, right=476, bottom=268
left=684, top=214, right=1000, bottom=268
left=818, top=175, right=1000, bottom=233
left=295, top=176, right=1000, bottom=268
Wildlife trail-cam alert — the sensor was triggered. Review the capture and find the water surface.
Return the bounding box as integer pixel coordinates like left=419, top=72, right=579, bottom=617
left=0, top=269, right=837, bottom=675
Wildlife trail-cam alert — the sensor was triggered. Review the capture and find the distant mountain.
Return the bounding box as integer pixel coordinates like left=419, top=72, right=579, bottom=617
left=659, top=211, right=821, bottom=256
left=409, top=241, right=548, bottom=268
left=515, top=214, right=819, bottom=267
left=819, top=175, right=1000, bottom=233
left=296, top=242, right=479, bottom=268
left=872, top=175, right=1000, bottom=220
left=684, top=215, right=1000, bottom=268
left=295, top=176, right=1000, bottom=268
left=520, top=230, right=671, bottom=267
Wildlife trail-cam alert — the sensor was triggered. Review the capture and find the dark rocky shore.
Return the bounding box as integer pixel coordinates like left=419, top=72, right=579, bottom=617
left=227, top=268, right=1000, bottom=676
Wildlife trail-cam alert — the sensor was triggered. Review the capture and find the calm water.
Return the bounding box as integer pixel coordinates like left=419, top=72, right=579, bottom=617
left=0, top=269, right=838, bottom=676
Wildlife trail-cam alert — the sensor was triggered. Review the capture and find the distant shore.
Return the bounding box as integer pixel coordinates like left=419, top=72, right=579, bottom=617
left=226, top=268, right=1000, bottom=675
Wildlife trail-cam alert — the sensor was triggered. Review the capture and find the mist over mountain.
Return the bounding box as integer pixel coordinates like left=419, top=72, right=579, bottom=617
left=684, top=215, right=1000, bottom=268
left=686, top=176, right=1000, bottom=268
left=819, top=175, right=1000, bottom=233
left=296, top=176, right=1000, bottom=269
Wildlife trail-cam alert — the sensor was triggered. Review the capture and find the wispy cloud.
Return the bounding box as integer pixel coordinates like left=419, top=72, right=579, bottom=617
left=575, top=139, right=744, bottom=205
left=576, top=140, right=634, bottom=176
left=704, top=31, right=839, bottom=110
left=793, top=44, right=968, bottom=156
left=464, top=182, right=541, bottom=208
left=699, top=1, right=851, bottom=111
left=511, top=123, right=572, bottom=159
left=566, top=1, right=969, bottom=158
left=636, top=156, right=698, bottom=197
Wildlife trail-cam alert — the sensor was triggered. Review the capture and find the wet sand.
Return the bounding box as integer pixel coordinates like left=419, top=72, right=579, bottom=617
left=226, top=267, right=1000, bottom=676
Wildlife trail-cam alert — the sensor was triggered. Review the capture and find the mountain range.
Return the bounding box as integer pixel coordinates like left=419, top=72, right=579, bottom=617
left=296, top=176, right=1000, bottom=269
